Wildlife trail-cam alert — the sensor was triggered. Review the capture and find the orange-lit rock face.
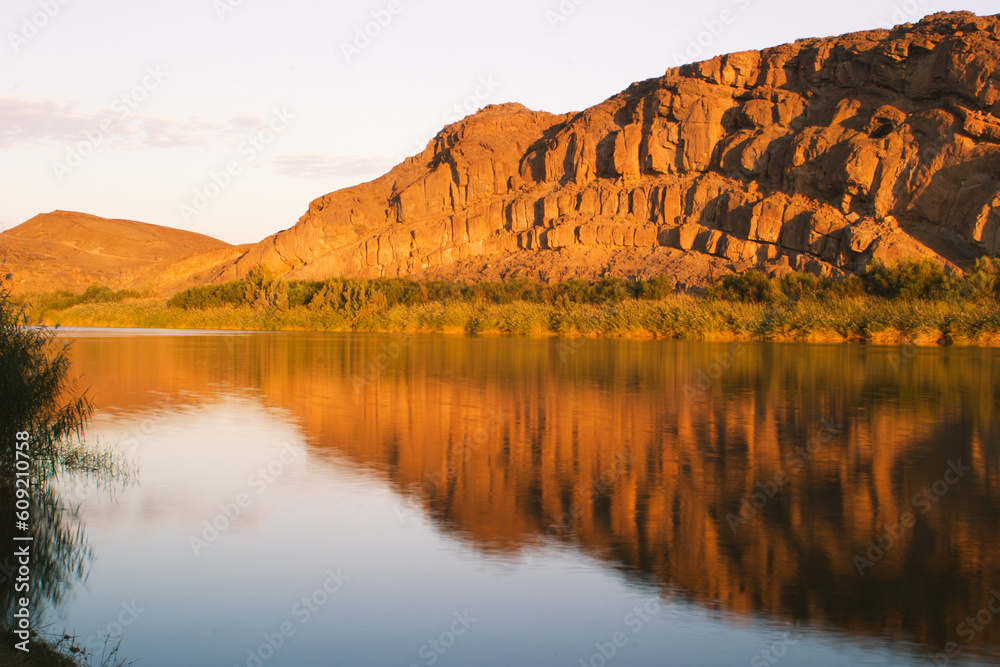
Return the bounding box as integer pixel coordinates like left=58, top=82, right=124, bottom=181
left=66, top=334, right=1000, bottom=655
left=215, top=12, right=1000, bottom=286
left=10, top=14, right=1000, bottom=294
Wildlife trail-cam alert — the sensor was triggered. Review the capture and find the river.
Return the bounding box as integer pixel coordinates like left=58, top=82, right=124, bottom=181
left=40, top=329, right=1000, bottom=666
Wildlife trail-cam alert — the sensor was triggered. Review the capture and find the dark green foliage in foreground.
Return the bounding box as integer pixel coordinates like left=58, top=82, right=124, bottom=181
left=0, top=283, right=93, bottom=472
left=709, top=259, right=1000, bottom=304
left=1, top=283, right=135, bottom=665
left=1, top=282, right=113, bottom=663
left=166, top=271, right=677, bottom=313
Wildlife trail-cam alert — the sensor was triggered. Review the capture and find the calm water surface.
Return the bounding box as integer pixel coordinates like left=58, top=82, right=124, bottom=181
left=40, top=329, right=1000, bottom=666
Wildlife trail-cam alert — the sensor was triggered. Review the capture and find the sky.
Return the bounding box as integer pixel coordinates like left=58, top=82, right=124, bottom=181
left=1, top=0, right=997, bottom=245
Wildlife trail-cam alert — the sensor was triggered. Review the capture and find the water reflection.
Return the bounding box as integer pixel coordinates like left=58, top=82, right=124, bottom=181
left=63, top=331, right=1000, bottom=661
left=1, top=479, right=93, bottom=635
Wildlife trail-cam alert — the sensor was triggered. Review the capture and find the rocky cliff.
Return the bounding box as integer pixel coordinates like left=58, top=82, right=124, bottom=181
left=217, top=11, right=1000, bottom=288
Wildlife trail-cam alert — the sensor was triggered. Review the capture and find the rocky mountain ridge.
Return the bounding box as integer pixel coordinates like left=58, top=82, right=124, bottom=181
left=217, top=10, right=1000, bottom=288
left=6, top=11, right=1000, bottom=294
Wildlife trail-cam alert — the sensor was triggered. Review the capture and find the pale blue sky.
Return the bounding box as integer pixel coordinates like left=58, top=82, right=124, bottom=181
left=1, top=0, right=996, bottom=244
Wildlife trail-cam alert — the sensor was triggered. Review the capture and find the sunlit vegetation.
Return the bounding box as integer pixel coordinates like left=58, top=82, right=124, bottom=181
left=165, top=266, right=677, bottom=311
left=21, top=259, right=1000, bottom=344
left=707, top=258, right=1000, bottom=304
left=23, top=283, right=147, bottom=321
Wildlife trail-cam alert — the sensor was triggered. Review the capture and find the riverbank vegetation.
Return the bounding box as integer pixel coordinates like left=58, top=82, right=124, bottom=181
left=18, top=259, right=1000, bottom=345
left=1, top=283, right=131, bottom=666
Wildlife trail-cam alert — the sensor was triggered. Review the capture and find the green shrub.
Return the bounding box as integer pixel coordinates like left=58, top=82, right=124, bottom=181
left=635, top=276, right=674, bottom=300
left=708, top=270, right=783, bottom=304
left=171, top=273, right=677, bottom=313
left=423, top=280, right=467, bottom=302
left=468, top=277, right=546, bottom=304
left=961, top=257, right=1000, bottom=300
left=24, top=283, right=138, bottom=311
left=368, top=277, right=426, bottom=306
left=243, top=265, right=286, bottom=307
left=34, top=290, right=80, bottom=312
left=778, top=272, right=864, bottom=300
left=80, top=283, right=115, bottom=303
left=860, top=259, right=953, bottom=300
left=308, top=278, right=388, bottom=321
left=554, top=279, right=596, bottom=305
left=287, top=280, right=323, bottom=308
left=706, top=263, right=963, bottom=305
left=167, top=280, right=245, bottom=309
left=593, top=277, right=629, bottom=302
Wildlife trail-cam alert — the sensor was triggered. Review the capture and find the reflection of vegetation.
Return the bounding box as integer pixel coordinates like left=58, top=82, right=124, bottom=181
left=1, top=283, right=131, bottom=666
left=0, top=483, right=91, bottom=666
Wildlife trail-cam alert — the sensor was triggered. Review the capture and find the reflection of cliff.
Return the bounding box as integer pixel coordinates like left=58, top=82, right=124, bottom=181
left=66, top=333, right=1000, bottom=654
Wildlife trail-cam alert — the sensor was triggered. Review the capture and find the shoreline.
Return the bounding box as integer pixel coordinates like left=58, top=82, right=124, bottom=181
left=20, top=260, right=1000, bottom=348
left=34, top=297, right=1000, bottom=348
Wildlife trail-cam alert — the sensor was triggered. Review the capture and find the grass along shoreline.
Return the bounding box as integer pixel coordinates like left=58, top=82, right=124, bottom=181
left=30, top=294, right=1000, bottom=346
left=22, top=261, right=1000, bottom=346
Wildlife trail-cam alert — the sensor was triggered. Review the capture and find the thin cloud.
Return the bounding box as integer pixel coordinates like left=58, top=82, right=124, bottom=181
left=265, top=152, right=395, bottom=181
left=0, top=96, right=272, bottom=150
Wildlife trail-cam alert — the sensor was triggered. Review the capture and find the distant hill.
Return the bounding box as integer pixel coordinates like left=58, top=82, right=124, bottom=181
left=0, top=211, right=247, bottom=295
